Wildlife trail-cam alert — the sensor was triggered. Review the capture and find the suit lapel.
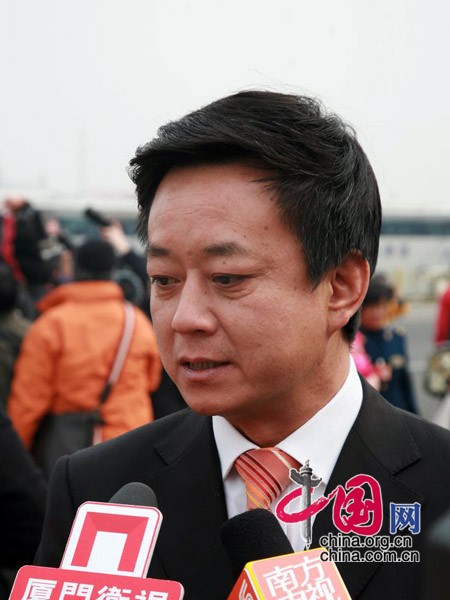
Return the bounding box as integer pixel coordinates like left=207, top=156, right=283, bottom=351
left=312, top=382, right=424, bottom=599
left=147, top=411, right=234, bottom=598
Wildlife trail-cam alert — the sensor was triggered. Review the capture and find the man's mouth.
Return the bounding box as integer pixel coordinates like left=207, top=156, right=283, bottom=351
left=184, top=361, right=229, bottom=371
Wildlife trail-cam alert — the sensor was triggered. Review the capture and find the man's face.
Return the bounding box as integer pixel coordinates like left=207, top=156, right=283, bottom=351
left=147, top=163, right=335, bottom=436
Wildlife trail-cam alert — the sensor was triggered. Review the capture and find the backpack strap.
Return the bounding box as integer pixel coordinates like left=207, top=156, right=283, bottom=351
left=99, top=301, right=136, bottom=404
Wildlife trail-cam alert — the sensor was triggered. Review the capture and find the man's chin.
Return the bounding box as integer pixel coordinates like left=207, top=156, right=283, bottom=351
left=181, top=393, right=238, bottom=418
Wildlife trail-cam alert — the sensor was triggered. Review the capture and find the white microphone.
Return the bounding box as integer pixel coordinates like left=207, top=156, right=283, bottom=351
left=9, top=483, right=184, bottom=600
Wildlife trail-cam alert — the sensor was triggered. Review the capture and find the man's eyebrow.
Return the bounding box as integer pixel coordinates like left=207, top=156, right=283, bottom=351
left=146, top=243, right=170, bottom=258
left=202, top=242, right=250, bottom=257
left=146, top=241, right=250, bottom=259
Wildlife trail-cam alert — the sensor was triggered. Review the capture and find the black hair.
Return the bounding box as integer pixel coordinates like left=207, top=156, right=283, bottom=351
left=74, top=238, right=116, bottom=282
left=128, top=90, right=382, bottom=342
left=363, top=274, right=394, bottom=306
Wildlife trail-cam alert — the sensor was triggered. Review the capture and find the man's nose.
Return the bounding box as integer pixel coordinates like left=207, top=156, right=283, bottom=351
left=171, top=280, right=218, bottom=334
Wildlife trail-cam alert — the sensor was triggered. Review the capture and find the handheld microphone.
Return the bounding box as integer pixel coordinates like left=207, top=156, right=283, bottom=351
left=422, top=508, right=450, bottom=599
left=108, top=481, right=158, bottom=507
left=221, top=509, right=350, bottom=599
left=221, top=509, right=294, bottom=578
left=10, top=483, right=184, bottom=600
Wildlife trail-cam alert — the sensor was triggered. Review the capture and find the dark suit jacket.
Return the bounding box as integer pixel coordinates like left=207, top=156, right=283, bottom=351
left=35, top=381, right=450, bottom=600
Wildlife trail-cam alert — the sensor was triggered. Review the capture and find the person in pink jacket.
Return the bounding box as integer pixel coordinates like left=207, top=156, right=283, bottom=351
left=7, top=238, right=161, bottom=452
left=351, top=330, right=380, bottom=388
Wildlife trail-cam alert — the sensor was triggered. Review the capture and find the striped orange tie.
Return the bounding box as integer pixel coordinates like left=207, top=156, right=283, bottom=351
left=234, top=448, right=300, bottom=510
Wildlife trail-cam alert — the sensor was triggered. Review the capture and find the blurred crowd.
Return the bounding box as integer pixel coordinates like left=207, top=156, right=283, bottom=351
left=0, top=195, right=449, bottom=597
left=0, top=196, right=187, bottom=598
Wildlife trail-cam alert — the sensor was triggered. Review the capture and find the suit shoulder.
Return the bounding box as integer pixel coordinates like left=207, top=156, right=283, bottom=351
left=64, top=409, right=210, bottom=504
left=68, top=409, right=204, bottom=472
left=401, top=409, right=450, bottom=450
left=359, top=380, right=450, bottom=458
left=89, top=408, right=203, bottom=453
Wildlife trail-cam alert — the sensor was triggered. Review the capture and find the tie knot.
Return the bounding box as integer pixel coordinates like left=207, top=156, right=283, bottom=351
left=235, top=447, right=300, bottom=511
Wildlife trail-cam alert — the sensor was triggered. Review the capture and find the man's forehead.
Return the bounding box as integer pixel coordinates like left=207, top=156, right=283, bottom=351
left=149, top=162, right=271, bottom=207
left=145, top=161, right=288, bottom=263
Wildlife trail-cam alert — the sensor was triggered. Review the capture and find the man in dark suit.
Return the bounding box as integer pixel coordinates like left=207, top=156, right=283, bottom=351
left=35, top=91, right=450, bottom=599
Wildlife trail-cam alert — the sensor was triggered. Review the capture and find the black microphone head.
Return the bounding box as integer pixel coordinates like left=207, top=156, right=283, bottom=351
left=108, top=482, right=158, bottom=508
left=221, top=509, right=294, bottom=578
left=84, top=207, right=112, bottom=227
left=422, top=509, right=450, bottom=599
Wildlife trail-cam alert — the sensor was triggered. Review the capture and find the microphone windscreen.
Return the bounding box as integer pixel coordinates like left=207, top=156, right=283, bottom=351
left=221, top=509, right=294, bottom=578
left=108, top=482, right=158, bottom=508
left=422, top=509, right=450, bottom=599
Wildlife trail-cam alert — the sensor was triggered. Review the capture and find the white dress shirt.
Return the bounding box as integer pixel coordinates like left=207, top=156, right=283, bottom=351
left=213, top=355, right=363, bottom=551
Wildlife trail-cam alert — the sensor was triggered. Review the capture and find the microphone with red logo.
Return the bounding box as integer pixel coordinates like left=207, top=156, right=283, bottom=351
left=8, top=482, right=184, bottom=600
left=221, top=509, right=350, bottom=600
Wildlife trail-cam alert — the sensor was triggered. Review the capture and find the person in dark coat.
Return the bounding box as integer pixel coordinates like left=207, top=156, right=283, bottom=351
left=0, top=261, right=30, bottom=409
left=360, top=275, right=418, bottom=413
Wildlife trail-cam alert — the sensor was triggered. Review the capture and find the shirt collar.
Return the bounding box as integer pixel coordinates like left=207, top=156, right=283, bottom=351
left=213, top=355, right=362, bottom=487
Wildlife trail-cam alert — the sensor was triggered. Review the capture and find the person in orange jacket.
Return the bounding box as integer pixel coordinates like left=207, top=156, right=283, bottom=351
left=7, top=238, right=161, bottom=452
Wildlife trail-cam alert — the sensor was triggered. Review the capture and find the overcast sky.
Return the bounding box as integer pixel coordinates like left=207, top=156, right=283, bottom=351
left=1, top=0, right=450, bottom=213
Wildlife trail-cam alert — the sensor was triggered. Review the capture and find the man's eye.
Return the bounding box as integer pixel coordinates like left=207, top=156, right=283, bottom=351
left=213, top=275, right=246, bottom=286
left=150, top=276, right=173, bottom=286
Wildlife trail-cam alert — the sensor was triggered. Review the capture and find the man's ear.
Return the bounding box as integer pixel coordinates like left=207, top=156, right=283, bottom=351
left=327, top=251, right=370, bottom=333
